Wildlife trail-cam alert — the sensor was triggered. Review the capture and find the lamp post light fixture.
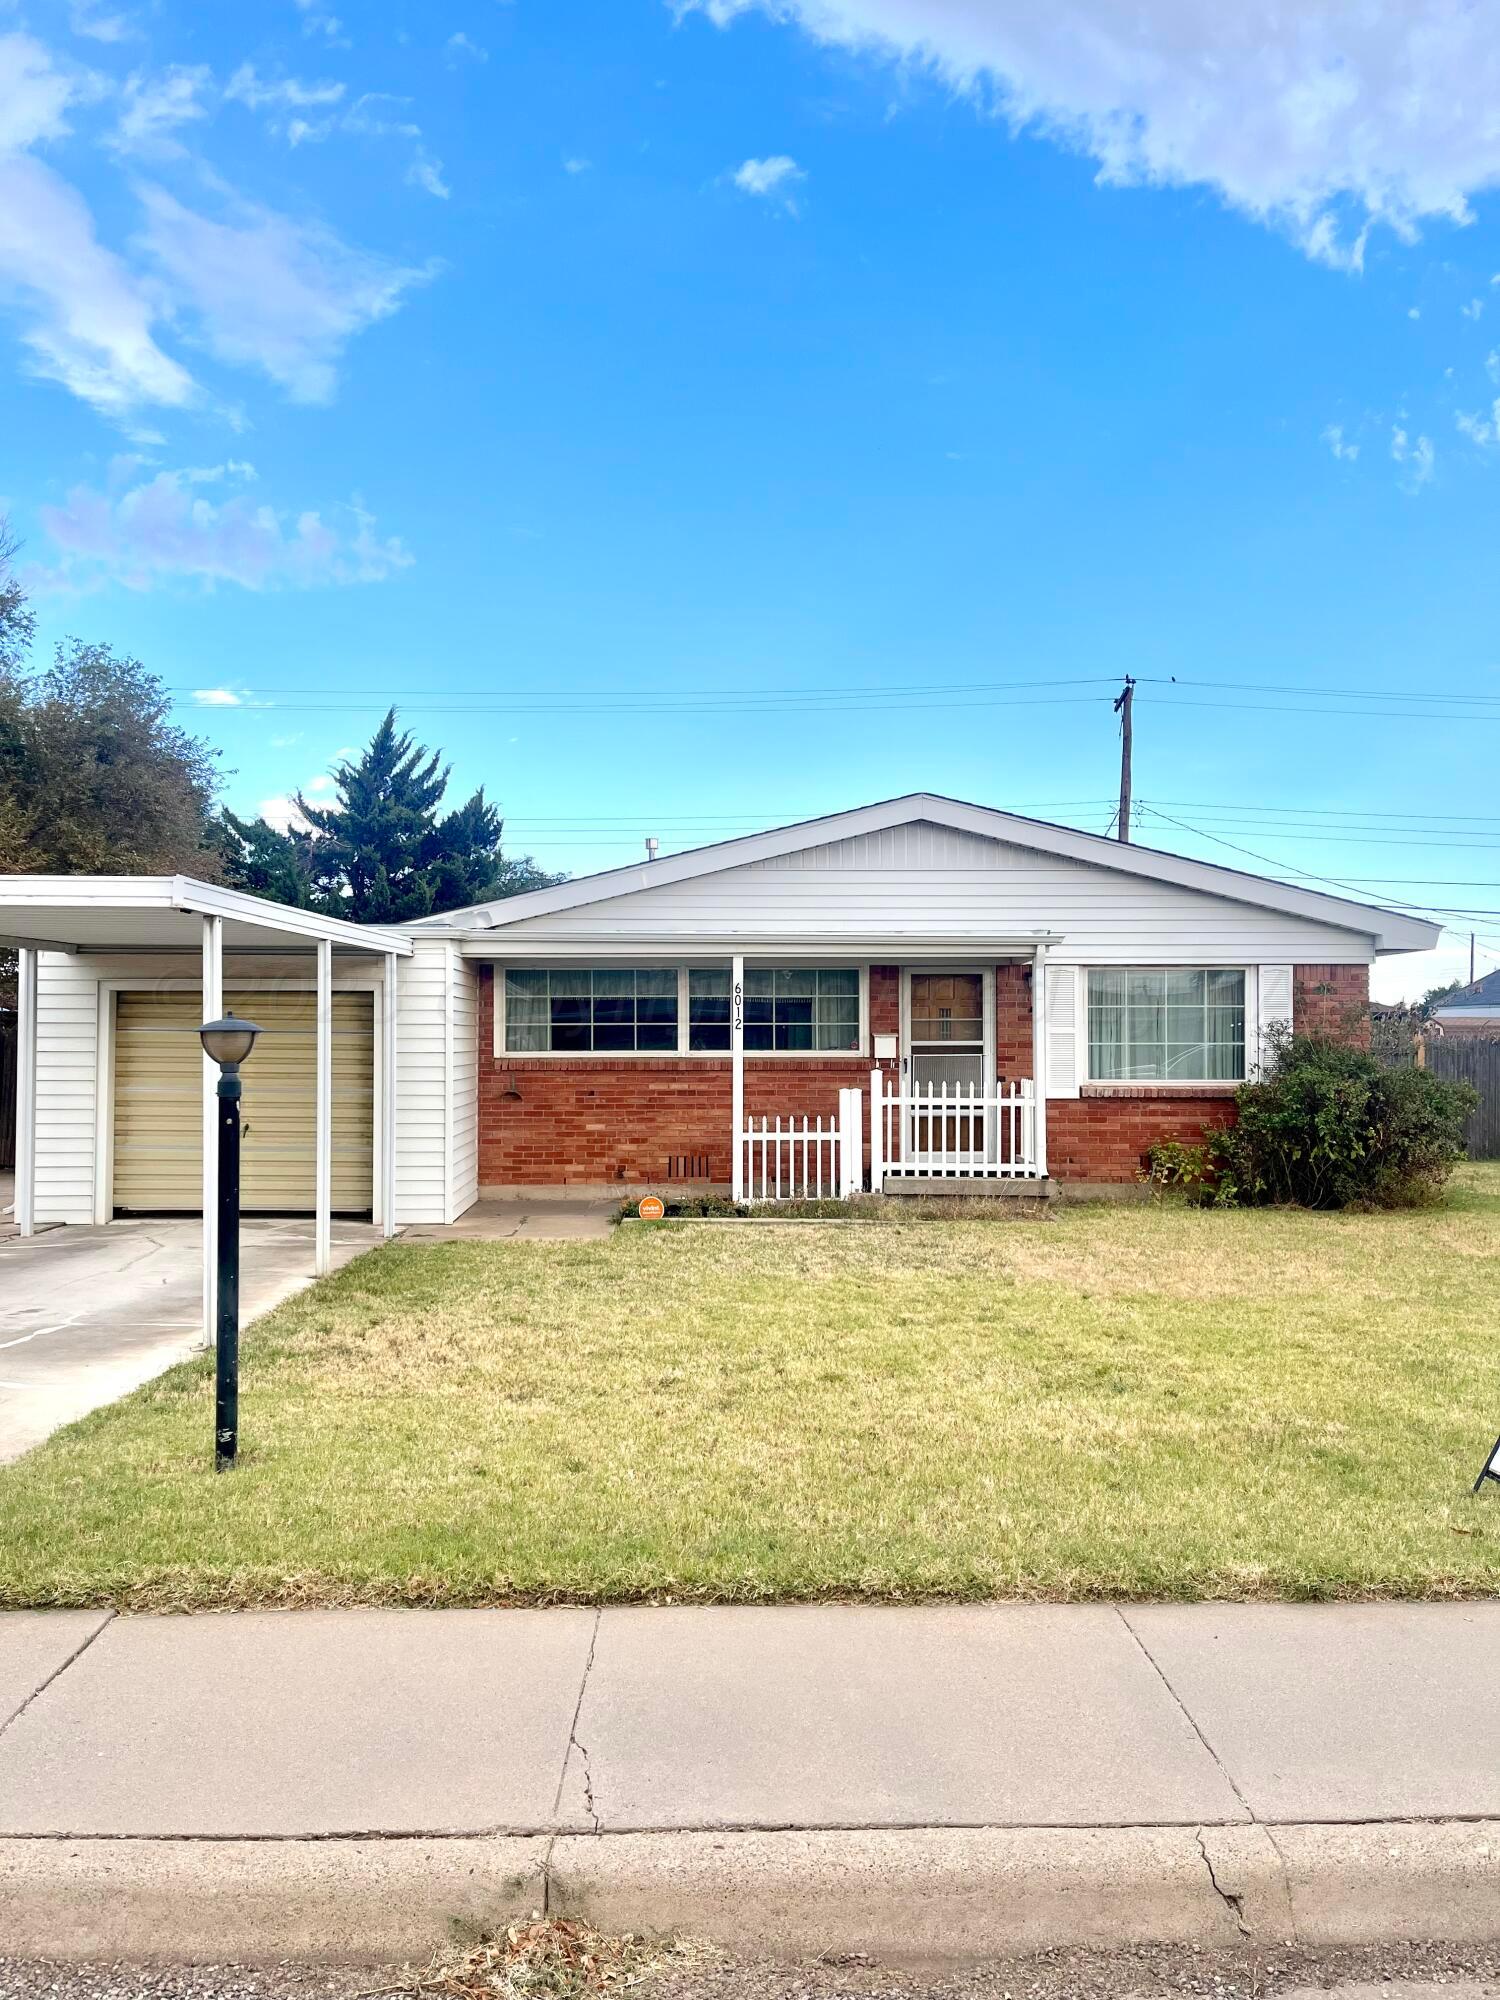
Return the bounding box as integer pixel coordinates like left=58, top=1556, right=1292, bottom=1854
left=199, top=1011, right=261, bottom=1470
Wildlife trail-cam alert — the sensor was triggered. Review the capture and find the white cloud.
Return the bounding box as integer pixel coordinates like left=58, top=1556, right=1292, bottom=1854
left=445, top=31, right=488, bottom=63
left=1463, top=297, right=1485, bottom=320
left=293, top=0, right=347, bottom=47
left=686, top=1, right=1500, bottom=269
left=406, top=149, right=449, bottom=197
left=0, top=146, right=197, bottom=416
left=259, top=771, right=344, bottom=832
left=0, top=29, right=79, bottom=150
left=1391, top=425, right=1435, bottom=489
left=257, top=793, right=308, bottom=833
left=70, top=9, right=134, bottom=44
left=33, top=465, right=413, bottom=591
left=109, top=64, right=211, bottom=155
left=0, top=36, right=190, bottom=421
left=1408, top=306, right=1421, bottom=319
left=192, top=686, right=243, bottom=705
left=564, top=156, right=592, bottom=174
left=339, top=91, right=449, bottom=197
left=1456, top=401, right=1500, bottom=447
left=1321, top=422, right=1358, bottom=462
left=134, top=183, right=435, bottom=402
left=733, top=153, right=804, bottom=199
left=224, top=64, right=345, bottom=114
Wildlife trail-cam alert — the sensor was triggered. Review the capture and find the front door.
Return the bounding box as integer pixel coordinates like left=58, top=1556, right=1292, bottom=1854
left=906, top=973, right=987, bottom=1167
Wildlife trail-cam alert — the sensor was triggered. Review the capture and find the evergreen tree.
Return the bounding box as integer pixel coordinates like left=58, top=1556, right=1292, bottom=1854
left=218, top=709, right=564, bottom=920
left=294, top=712, right=447, bottom=923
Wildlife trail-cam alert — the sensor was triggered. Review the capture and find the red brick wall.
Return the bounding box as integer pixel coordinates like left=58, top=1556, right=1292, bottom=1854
left=475, top=960, right=1372, bottom=1188
left=1294, top=964, right=1371, bottom=1045
left=1047, top=1091, right=1239, bottom=1181
left=478, top=967, right=878, bottom=1187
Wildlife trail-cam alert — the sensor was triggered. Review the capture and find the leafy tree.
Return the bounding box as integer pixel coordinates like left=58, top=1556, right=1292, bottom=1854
left=0, top=640, right=221, bottom=876
left=0, top=516, right=35, bottom=676
left=217, top=709, right=562, bottom=921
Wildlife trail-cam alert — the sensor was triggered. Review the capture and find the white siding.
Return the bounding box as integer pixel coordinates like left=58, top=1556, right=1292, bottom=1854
left=488, top=821, right=1376, bottom=964
left=34, top=953, right=100, bottom=1225
left=393, top=937, right=452, bottom=1226
left=446, top=953, right=479, bottom=1223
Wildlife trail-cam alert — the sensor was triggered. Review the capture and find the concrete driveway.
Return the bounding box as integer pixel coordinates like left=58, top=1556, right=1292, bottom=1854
left=0, top=1216, right=381, bottom=1464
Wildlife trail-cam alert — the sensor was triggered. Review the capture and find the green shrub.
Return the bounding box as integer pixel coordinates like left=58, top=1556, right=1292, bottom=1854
left=1141, top=1136, right=1237, bottom=1207
left=1215, top=1030, right=1477, bottom=1210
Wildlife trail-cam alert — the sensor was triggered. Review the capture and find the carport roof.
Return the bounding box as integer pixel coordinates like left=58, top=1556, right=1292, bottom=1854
left=0, top=875, right=413, bottom=956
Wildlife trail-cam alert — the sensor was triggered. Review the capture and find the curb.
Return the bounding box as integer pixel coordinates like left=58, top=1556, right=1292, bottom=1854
left=5, top=1823, right=1500, bottom=1965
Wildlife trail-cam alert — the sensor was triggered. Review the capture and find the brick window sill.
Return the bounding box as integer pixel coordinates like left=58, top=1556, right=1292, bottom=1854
left=1080, top=1082, right=1240, bottom=1098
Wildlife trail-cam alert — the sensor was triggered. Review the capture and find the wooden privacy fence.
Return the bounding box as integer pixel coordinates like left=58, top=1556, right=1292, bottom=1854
left=1427, top=1036, right=1500, bottom=1161
left=0, top=1008, right=15, bottom=1172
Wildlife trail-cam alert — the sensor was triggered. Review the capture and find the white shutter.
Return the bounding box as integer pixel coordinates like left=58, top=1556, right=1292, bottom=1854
left=1256, top=964, right=1294, bottom=1075
left=1046, top=963, right=1082, bottom=1099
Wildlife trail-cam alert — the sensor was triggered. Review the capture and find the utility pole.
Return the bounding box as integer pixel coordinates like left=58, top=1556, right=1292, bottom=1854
left=1472, top=932, right=1477, bottom=986
left=1113, top=676, right=1135, bottom=843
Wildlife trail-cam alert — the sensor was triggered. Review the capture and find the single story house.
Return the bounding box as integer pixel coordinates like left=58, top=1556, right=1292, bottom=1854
left=1431, top=968, right=1500, bottom=1037
left=1, top=793, right=1437, bottom=1289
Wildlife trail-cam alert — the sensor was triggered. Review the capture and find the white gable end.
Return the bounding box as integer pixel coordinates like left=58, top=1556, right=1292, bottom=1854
left=484, top=818, right=1378, bottom=963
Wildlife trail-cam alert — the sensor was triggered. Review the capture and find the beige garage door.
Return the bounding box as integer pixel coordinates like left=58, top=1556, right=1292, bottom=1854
left=113, top=991, right=374, bottom=1214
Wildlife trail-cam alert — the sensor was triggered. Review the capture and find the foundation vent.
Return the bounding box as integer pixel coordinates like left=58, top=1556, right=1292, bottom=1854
left=666, top=1154, right=712, bottom=1181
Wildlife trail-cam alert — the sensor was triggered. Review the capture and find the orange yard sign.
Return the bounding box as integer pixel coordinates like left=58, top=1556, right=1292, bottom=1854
left=637, top=1195, right=666, bottom=1221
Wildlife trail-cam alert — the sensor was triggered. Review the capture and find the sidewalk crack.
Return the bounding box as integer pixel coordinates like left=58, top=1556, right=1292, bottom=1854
left=0, top=1609, right=114, bottom=1740
left=1196, top=1827, right=1251, bottom=1934
left=553, top=1609, right=602, bottom=1832
left=1116, top=1607, right=1255, bottom=1822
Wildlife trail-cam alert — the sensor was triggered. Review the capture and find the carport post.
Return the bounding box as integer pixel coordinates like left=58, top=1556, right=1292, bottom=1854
left=1031, top=942, right=1049, bottom=1180
left=730, top=953, right=744, bottom=1202
left=14, top=946, right=36, bottom=1236
left=382, top=949, right=398, bottom=1238
left=200, top=914, right=223, bottom=1346
left=315, top=937, right=333, bottom=1276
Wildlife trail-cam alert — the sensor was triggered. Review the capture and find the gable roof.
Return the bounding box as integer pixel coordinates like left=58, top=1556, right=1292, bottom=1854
left=1434, top=967, right=1500, bottom=1014
left=411, top=792, right=1439, bottom=954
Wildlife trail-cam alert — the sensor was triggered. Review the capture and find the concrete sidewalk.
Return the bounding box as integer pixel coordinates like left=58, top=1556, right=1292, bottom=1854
left=2, top=1601, right=1499, bottom=1962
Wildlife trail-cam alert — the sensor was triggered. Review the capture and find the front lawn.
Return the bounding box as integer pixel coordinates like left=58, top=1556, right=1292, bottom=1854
left=3, top=1169, right=1500, bottom=1609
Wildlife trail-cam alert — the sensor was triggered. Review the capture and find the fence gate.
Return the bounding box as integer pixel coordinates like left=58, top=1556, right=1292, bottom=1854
left=871, top=1070, right=1040, bottom=1185
left=1427, top=1037, right=1500, bottom=1161
left=0, top=1007, right=15, bottom=1172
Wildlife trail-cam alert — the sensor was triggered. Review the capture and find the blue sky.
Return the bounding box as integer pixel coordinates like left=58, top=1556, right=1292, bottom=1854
left=4, top=1, right=1500, bottom=998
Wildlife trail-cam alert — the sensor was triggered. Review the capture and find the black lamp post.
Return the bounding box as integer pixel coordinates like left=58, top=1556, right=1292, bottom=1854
left=199, top=1011, right=261, bottom=1470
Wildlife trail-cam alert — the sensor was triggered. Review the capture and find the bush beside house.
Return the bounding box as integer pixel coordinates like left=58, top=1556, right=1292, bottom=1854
left=1146, top=1031, right=1478, bottom=1210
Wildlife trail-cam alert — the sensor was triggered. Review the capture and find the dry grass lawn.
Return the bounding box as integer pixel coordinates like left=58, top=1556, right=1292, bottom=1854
left=2, top=1167, right=1499, bottom=1609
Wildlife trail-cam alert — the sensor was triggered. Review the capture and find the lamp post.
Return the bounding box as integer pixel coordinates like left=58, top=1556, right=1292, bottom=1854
left=199, top=1012, right=261, bottom=1470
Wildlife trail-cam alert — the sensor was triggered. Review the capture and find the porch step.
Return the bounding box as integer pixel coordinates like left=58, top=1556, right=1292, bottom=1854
left=882, top=1177, right=1057, bottom=1201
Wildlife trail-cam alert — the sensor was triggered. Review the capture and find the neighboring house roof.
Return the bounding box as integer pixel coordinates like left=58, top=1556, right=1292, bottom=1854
left=410, top=792, right=1438, bottom=955
left=1433, top=967, right=1500, bottom=1021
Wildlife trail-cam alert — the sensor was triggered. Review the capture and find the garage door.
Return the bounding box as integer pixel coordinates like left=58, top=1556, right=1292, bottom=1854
left=113, top=991, right=374, bottom=1214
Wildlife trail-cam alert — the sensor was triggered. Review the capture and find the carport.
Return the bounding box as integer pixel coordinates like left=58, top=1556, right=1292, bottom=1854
left=0, top=876, right=413, bottom=1345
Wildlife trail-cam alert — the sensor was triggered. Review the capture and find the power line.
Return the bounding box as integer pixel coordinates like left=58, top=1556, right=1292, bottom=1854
left=1139, top=674, right=1500, bottom=707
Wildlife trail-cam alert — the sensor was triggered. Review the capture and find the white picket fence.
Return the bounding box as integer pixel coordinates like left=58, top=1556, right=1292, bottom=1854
left=870, top=1071, right=1040, bottom=1187
left=738, top=1087, right=863, bottom=1202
